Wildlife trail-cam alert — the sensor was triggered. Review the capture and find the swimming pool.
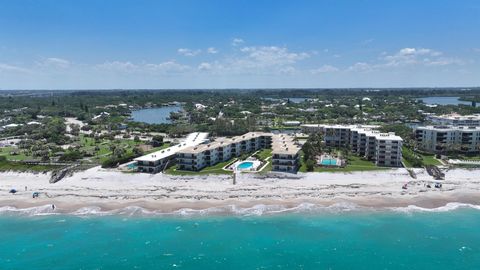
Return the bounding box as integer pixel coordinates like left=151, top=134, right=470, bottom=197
left=237, top=161, right=254, bottom=170
left=320, top=158, right=337, bottom=166
left=126, top=163, right=138, bottom=169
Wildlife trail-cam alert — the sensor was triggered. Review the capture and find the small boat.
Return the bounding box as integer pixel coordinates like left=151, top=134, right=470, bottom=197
left=435, top=183, right=442, bottom=188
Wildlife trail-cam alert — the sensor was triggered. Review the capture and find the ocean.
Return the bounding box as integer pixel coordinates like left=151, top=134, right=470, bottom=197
left=0, top=204, right=479, bottom=269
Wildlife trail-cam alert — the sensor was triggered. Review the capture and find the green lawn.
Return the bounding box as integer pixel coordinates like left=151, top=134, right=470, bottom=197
left=0, top=147, right=34, bottom=161
left=299, top=154, right=388, bottom=173
left=77, top=135, right=152, bottom=163
left=0, top=160, right=58, bottom=172
left=402, top=146, right=441, bottom=167
left=421, top=154, right=442, bottom=166
left=259, top=159, right=272, bottom=173
left=165, top=159, right=236, bottom=175
left=145, top=143, right=171, bottom=154
left=256, top=149, right=272, bottom=161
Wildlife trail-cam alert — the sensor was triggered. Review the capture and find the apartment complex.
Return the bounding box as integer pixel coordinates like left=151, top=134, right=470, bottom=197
left=414, top=125, right=480, bottom=153
left=301, top=124, right=403, bottom=167
left=176, top=132, right=301, bottom=173
left=135, top=132, right=209, bottom=173
left=271, top=134, right=301, bottom=172
left=427, top=113, right=480, bottom=126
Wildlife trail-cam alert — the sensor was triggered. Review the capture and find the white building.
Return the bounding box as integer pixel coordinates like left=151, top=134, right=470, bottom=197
left=427, top=113, right=480, bottom=126
left=135, top=132, right=209, bottom=173
left=414, top=125, right=480, bottom=153
left=177, top=132, right=301, bottom=173
left=271, top=134, right=301, bottom=172
left=301, top=124, right=403, bottom=167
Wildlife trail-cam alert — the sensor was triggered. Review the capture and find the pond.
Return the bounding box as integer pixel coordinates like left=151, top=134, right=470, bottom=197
left=417, top=96, right=475, bottom=106
left=287, top=97, right=307, bottom=103
left=262, top=97, right=308, bottom=103
left=131, top=106, right=182, bottom=124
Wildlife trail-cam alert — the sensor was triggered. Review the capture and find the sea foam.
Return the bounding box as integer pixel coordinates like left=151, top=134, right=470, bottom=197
left=0, top=202, right=479, bottom=217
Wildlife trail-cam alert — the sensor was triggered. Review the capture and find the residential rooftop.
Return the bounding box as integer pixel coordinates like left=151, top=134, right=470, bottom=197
left=134, top=132, right=209, bottom=162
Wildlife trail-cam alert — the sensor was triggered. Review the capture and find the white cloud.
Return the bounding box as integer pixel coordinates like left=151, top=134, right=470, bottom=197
left=310, top=65, right=339, bottom=74
left=95, top=61, right=138, bottom=72
left=0, top=63, right=30, bottom=73
left=96, top=60, right=190, bottom=74
left=177, top=48, right=201, bottom=57
left=343, top=47, right=464, bottom=74
left=383, top=47, right=448, bottom=67
left=232, top=38, right=244, bottom=46
left=347, top=62, right=373, bottom=72
left=198, top=62, right=212, bottom=71
left=207, top=47, right=218, bottom=54
left=37, top=57, right=71, bottom=69
left=145, top=61, right=190, bottom=73
left=239, top=46, right=309, bottom=66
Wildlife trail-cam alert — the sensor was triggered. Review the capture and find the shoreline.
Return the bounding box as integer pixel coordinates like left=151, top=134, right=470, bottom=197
left=0, top=167, right=480, bottom=215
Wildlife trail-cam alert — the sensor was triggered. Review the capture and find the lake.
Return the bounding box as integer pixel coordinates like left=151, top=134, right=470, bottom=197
left=262, top=97, right=308, bottom=103
left=417, top=96, right=475, bottom=106
left=131, top=106, right=182, bottom=124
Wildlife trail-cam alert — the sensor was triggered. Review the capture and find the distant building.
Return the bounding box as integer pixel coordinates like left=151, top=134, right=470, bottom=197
left=301, top=124, right=403, bottom=167
left=92, top=112, right=110, bottom=121
left=414, top=125, right=480, bottom=153
left=283, top=121, right=301, bottom=126
left=195, top=103, right=207, bottom=111
left=427, top=113, right=480, bottom=126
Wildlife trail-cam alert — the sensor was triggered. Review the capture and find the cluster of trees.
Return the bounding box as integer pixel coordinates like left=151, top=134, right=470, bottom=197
left=301, top=133, right=324, bottom=171
left=101, top=144, right=144, bottom=168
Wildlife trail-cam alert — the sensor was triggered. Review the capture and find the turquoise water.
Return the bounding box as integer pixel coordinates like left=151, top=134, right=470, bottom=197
left=1, top=209, right=479, bottom=269
left=321, top=158, right=338, bottom=166
left=131, top=106, right=182, bottom=124
left=237, top=161, right=254, bottom=170
left=126, top=162, right=137, bottom=169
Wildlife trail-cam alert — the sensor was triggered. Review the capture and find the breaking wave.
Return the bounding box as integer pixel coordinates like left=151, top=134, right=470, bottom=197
left=0, top=202, right=479, bottom=217
left=390, top=202, right=480, bottom=213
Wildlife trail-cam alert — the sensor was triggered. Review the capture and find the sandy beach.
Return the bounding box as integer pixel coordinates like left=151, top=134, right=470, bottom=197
left=0, top=167, right=479, bottom=214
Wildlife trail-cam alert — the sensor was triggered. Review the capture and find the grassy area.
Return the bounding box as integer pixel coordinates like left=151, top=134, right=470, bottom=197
left=144, top=143, right=171, bottom=154
left=256, top=149, right=272, bottom=161
left=299, top=154, right=388, bottom=173
left=259, top=159, right=272, bottom=173
left=421, top=154, right=442, bottom=166
left=402, top=146, right=441, bottom=168
left=165, top=159, right=236, bottom=175
left=0, top=160, right=58, bottom=172
left=77, top=135, right=151, bottom=163
left=0, top=147, right=34, bottom=161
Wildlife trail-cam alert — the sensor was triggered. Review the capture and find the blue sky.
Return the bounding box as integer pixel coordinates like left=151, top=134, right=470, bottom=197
left=0, top=0, right=479, bottom=89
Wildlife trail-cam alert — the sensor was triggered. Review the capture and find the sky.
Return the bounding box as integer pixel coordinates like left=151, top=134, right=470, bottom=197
left=0, top=0, right=479, bottom=89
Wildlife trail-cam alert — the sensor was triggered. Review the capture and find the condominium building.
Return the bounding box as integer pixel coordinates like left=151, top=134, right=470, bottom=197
left=301, top=124, right=403, bottom=167
left=414, top=125, right=480, bottom=153
left=271, top=134, right=301, bottom=173
left=427, top=113, right=480, bottom=126
left=176, top=132, right=301, bottom=173
left=135, top=132, right=209, bottom=173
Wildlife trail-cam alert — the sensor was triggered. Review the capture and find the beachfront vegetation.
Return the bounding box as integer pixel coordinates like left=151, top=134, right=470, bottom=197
left=165, top=159, right=236, bottom=175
